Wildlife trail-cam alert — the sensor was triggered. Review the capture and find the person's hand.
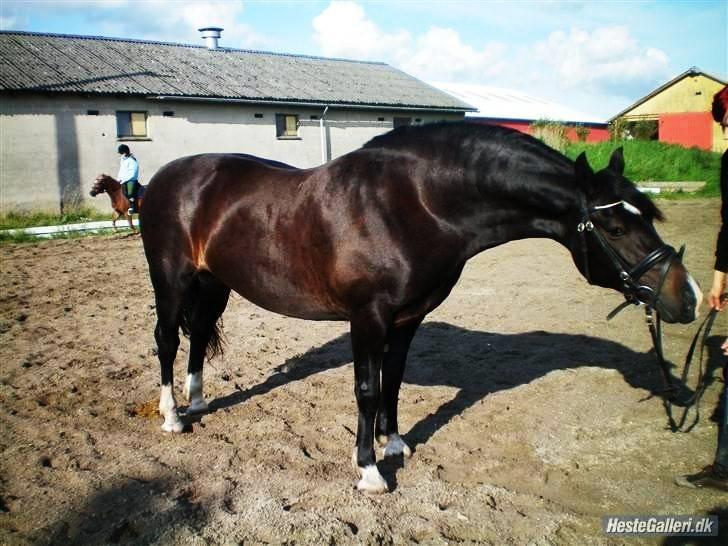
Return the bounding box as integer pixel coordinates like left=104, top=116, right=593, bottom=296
left=709, top=270, right=727, bottom=310
left=722, top=338, right=728, bottom=357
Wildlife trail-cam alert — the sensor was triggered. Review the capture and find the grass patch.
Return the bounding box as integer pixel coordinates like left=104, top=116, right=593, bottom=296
left=0, top=207, right=109, bottom=229
left=0, top=228, right=123, bottom=245
left=565, top=140, right=721, bottom=197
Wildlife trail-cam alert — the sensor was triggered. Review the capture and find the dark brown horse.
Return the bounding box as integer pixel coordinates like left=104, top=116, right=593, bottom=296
left=140, top=123, right=701, bottom=493
left=89, top=174, right=143, bottom=233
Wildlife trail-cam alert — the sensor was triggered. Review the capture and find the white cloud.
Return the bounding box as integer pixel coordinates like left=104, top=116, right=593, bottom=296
left=312, top=1, right=505, bottom=82
left=402, top=26, right=506, bottom=82
left=313, top=1, right=410, bottom=61
left=533, top=26, right=670, bottom=90
left=114, top=1, right=266, bottom=49
left=1, top=0, right=266, bottom=49
left=0, top=16, right=18, bottom=30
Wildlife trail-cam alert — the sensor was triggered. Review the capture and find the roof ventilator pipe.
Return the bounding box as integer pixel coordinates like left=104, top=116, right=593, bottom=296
left=198, top=27, right=223, bottom=50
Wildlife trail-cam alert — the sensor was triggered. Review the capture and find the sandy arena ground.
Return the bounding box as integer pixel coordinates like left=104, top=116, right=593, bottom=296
left=1, top=199, right=726, bottom=545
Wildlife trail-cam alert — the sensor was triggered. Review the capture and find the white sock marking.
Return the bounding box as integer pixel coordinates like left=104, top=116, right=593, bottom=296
left=382, top=434, right=412, bottom=458
left=184, top=372, right=208, bottom=414
left=357, top=464, right=388, bottom=494
left=159, top=384, right=184, bottom=433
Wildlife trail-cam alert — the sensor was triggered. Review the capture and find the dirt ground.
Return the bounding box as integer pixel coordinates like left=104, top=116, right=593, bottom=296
left=0, top=199, right=726, bottom=545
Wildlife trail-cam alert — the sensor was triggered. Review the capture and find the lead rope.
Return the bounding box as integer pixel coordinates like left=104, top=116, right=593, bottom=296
left=647, top=306, right=719, bottom=432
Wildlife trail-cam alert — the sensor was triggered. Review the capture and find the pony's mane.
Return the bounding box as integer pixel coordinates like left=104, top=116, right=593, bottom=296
left=364, top=121, right=572, bottom=172
left=94, top=174, right=121, bottom=190
left=365, top=121, right=663, bottom=221
left=365, top=121, right=531, bottom=150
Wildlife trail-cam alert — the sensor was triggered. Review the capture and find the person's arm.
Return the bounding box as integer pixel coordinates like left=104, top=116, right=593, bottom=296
left=711, top=151, right=728, bottom=309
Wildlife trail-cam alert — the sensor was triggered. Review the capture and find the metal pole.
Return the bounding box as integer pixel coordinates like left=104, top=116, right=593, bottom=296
left=320, top=105, right=329, bottom=164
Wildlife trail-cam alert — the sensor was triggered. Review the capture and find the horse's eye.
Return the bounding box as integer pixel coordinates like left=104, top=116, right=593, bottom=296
left=608, top=227, right=626, bottom=238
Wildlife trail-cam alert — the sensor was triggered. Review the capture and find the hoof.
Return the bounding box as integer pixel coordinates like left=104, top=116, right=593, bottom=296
left=185, top=398, right=209, bottom=414
left=382, top=434, right=412, bottom=458
left=161, top=414, right=184, bottom=433
left=356, top=465, right=389, bottom=494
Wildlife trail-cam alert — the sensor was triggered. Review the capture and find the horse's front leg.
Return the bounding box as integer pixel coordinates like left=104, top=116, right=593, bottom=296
left=126, top=212, right=137, bottom=234
left=111, top=210, right=119, bottom=230
left=350, top=307, right=390, bottom=493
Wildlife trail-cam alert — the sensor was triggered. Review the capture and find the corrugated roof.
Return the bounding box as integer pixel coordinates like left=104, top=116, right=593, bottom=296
left=607, top=67, right=727, bottom=122
left=0, top=31, right=473, bottom=111
left=431, top=82, right=606, bottom=124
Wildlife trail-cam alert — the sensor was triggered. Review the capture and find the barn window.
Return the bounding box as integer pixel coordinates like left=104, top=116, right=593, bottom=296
left=275, top=114, right=299, bottom=138
left=254, top=113, right=264, bottom=119
left=393, top=117, right=412, bottom=128
left=162, top=111, right=175, bottom=117
left=116, top=111, right=147, bottom=138
left=87, top=109, right=99, bottom=116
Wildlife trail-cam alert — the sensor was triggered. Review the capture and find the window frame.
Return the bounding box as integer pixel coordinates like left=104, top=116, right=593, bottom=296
left=116, top=110, right=149, bottom=140
left=275, top=113, right=300, bottom=139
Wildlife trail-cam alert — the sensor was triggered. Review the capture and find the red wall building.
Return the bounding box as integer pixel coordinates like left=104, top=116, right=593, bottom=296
left=475, top=119, right=610, bottom=143
left=658, top=112, right=713, bottom=150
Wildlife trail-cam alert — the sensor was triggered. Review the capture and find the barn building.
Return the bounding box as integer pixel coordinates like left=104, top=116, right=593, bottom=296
left=608, top=67, right=727, bottom=152
left=432, top=82, right=609, bottom=143
left=0, top=30, right=473, bottom=214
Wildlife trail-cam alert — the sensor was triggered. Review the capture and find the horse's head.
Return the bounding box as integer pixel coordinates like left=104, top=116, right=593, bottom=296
left=89, top=174, right=118, bottom=197
left=570, top=148, right=701, bottom=324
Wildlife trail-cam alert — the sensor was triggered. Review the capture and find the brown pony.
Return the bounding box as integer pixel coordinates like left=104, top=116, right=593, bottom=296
left=89, top=174, right=142, bottom=233
left=140, top=123, right=702, bottom=494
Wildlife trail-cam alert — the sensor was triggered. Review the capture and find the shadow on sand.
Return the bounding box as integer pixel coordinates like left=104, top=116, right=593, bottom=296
left=207, top=322, right=725, bottom=452
left=39, top=475, right=207, bottom=546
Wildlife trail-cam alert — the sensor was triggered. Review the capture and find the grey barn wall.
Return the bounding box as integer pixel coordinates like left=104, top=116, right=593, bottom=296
left=0, top=92, right=462, bottom=214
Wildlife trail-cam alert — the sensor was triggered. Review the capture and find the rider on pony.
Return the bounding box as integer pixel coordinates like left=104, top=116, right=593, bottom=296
left=117, top=144, right=140, bottom=214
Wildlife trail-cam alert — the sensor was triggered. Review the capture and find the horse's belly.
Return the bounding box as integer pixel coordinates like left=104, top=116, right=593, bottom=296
left=212, top=268, right=346, bottom=321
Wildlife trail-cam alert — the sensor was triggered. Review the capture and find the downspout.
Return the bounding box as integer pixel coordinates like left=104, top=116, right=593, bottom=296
left=320, top=105, right=329, bottom=164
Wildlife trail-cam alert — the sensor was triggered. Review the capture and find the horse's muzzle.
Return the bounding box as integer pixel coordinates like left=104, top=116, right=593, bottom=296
left=656, top=274, right=702, bottom=324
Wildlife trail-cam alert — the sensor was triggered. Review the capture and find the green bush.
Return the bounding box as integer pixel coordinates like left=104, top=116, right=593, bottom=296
left=0, top=207, right=108, bottom=230
left=574, top=125, right=590, bottom=142
left=565, top=140, right=721, bottom=197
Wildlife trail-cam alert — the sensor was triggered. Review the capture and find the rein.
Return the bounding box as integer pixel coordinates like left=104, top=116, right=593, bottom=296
left=645, top=306, right=719, bottom=432
left=577, top=200, right=718, bottom=432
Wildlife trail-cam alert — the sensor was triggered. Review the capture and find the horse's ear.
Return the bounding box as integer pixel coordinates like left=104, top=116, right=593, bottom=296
left=574, top=152, right=594, bottom=182
left=574, top=152, right=597, bottom=198
left=608, top=147, right=625, bottom=175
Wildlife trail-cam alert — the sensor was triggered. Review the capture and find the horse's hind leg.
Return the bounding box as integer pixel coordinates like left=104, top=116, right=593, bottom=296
left=150, top=265, right=194, bottom=433
left=183, top=271, right=230, bottom=414
left=376, top=318, right=422, bottom=459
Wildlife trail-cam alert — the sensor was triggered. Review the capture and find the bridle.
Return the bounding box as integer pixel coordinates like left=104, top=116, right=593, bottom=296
left=577, top=199, right=718, bottom=432
left=576, top=200, right=682, bottom=314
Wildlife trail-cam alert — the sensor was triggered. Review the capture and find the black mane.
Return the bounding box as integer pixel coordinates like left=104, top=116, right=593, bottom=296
left=365, top=121, right=663, bottom=221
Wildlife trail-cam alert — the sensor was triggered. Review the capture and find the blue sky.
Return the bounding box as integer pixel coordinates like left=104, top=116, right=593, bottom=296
left=1, top=1, right=725, bottom=119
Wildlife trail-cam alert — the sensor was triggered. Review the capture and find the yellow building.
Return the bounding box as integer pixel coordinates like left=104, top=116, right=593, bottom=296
left=610, top=67, right=726, bottom=152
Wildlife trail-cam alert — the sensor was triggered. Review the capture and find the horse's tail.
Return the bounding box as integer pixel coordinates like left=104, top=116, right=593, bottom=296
left=179, top=273, right=226, bottom=359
